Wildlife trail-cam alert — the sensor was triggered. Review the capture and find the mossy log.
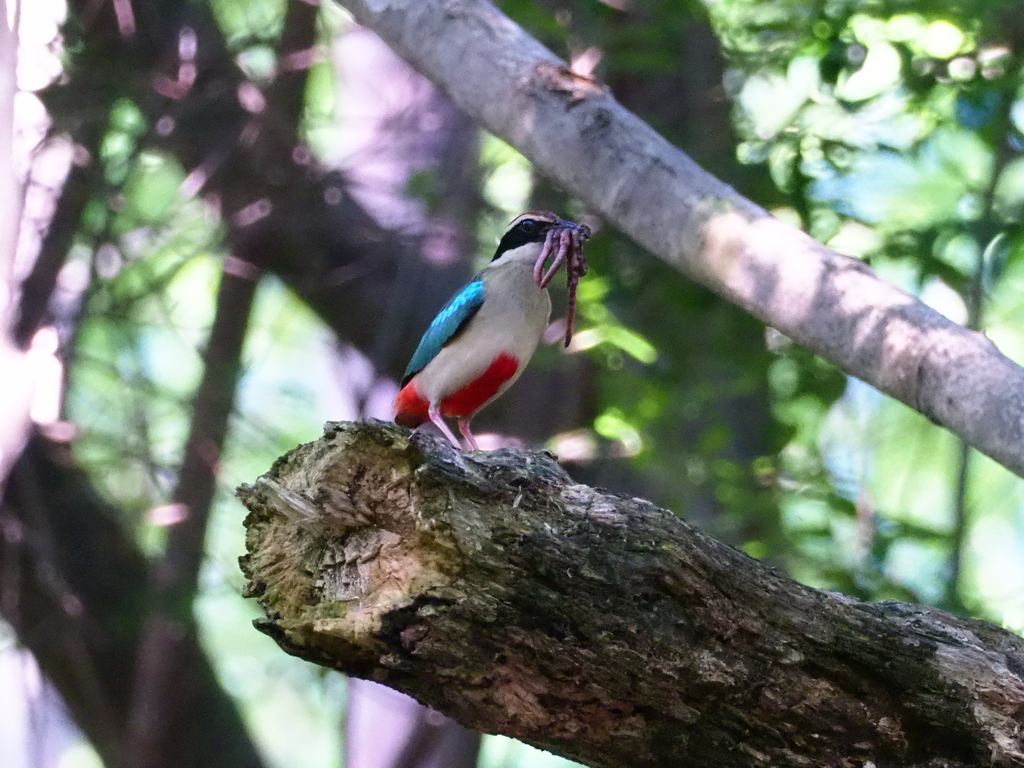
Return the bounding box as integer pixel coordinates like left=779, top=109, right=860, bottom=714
left=239, top=420, right=1024, bottom=768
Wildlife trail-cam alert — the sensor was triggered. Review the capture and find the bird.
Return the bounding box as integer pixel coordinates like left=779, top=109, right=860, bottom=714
left=393, top=211, right=590, bottom=450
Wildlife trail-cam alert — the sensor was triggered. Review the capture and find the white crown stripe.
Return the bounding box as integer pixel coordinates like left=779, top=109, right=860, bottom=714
left=507, top=211, right=559, bottom=229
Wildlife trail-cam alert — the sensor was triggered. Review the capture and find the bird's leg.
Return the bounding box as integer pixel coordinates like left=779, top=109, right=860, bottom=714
left=428, top=403, right=463, bottom=449
left=457, top=418, right=480, bottom=451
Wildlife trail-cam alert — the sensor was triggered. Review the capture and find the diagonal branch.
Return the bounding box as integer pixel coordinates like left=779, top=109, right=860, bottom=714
left=124, top=259, right=260, bottom=768
left=13, top=121, right=105, bottom=347
left=239, top=420, right=1024, bottom=768
left=335, top=0, right=1024, bottom=479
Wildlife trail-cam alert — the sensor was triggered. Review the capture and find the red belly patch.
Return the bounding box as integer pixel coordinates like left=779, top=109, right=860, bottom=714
left=394, top=380, right=429, bottom=427
left=441, top=353, right=518, bottom=418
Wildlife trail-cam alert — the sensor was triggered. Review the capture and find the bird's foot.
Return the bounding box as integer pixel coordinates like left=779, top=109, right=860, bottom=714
left=458, top=418, right=480, bottom=451
left=428, top=404, right=463, bottom=450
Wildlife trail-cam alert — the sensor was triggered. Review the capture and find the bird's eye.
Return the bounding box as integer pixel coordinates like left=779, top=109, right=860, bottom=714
left=519, top=219, right=537, bottom=233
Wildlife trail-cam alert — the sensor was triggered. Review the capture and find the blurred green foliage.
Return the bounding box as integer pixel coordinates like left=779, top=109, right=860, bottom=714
left=705, top=0, right=1024, bottom=621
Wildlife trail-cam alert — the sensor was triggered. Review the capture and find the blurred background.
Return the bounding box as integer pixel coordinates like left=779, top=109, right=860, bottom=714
left=2, top=0, right=1024, bottom=767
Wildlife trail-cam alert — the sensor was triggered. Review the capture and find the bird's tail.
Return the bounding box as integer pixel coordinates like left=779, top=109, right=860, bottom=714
left=394, top=380, right=429, bottom=427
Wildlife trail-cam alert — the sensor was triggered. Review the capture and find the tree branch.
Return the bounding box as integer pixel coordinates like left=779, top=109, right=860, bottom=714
left=333, top=0, right=1024, bottom=479
left=13, top=121, right=105, bottom=347
left=239, top=420, right=1024, bottom=768
left=124, top=259, right=260, bottom=768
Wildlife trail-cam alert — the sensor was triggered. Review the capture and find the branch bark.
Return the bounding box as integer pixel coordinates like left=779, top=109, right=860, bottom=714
left=333, top=0, right=1024, bottom=480
left=239, top=420, right=1024, bottom=768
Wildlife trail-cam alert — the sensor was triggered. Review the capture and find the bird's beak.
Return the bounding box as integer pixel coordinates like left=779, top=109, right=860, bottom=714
left=552, top=218, right=591, bottom=241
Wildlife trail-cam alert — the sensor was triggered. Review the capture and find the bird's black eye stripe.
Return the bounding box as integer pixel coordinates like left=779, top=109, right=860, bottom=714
left=492, top=217, right=549, bottom=260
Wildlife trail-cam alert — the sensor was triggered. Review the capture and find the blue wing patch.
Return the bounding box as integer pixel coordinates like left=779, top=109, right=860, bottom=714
left=402, top=280, right=485, bottom=385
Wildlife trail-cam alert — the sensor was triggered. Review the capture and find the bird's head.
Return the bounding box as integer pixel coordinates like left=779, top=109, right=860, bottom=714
left=491, top=211, right=589, bottom=264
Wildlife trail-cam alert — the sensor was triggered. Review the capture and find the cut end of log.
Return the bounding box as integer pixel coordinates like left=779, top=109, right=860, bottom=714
left=241, top=422, right=457, bottom=668
left=238, top=420, right=574, bottom=676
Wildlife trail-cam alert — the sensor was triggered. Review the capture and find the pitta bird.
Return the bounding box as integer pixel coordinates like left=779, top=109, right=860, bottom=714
left=393, top=211, right=590, bottom=449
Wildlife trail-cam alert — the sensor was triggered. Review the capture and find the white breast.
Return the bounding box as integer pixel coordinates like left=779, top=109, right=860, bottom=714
left=413, top=242, right=551, bottom=409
